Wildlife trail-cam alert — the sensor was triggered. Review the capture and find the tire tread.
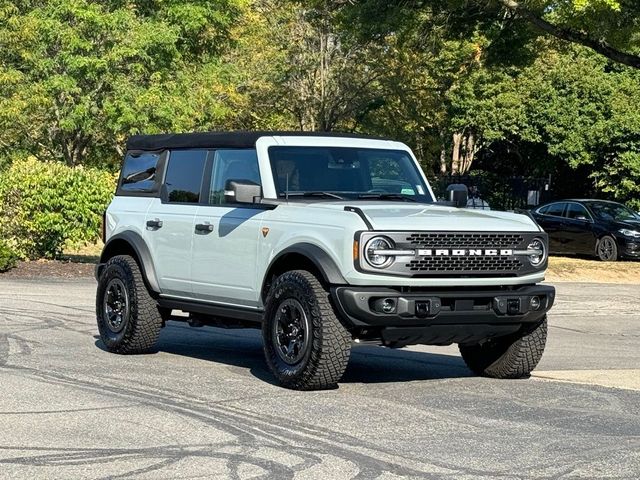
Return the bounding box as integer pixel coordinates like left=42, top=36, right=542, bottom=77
left=459, top=318, right=547, bottom=379
left=96, top=255, right=162, bottom=354
left=263, top=270, right=351, bottom=390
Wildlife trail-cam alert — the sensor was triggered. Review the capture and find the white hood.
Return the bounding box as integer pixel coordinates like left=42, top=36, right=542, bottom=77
left=305, top=202, right=540, bottom=232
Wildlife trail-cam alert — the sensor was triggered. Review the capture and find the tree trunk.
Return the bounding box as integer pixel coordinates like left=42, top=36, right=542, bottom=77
left=451, top=132, right=463, bottom=174
left=461, top=132, right=476, bottom=173
left=439, top=141, right=447, bottom=174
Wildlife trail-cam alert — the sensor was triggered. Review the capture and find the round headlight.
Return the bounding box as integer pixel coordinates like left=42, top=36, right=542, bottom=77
left=365, top=236, right=395, bottom=268
left=527, top=237, right=546, bottom=266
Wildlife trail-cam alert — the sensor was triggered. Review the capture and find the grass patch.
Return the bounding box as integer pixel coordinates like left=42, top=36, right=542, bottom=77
left=547, top=256, right=640, bottom=283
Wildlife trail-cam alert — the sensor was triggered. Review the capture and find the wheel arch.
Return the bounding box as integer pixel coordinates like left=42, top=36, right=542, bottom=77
left=98, top=232, right=161, bottom=293
left=261, top=243, right=347, bottom=302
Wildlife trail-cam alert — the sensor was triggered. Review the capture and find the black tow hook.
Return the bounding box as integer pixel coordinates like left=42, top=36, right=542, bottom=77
left=415, top=301, right=430, bottom=318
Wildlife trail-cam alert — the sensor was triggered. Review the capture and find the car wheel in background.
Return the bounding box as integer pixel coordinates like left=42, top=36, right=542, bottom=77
left=596, top=235, right=618, bottom=261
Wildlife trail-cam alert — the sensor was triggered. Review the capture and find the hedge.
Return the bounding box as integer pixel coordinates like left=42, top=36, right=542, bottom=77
left=0, top=157, right=117, bottom=259
left=0, top=240, right=18, bottom=272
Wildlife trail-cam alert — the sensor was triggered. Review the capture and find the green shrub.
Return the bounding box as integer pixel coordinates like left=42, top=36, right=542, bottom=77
left=0, top=240, right=18, bottom=272
left=0, top=157, right=117, bottom=259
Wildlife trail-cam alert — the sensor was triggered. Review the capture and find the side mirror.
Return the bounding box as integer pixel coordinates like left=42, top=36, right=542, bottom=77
left=224, top=180, right=262, bottom=204
left=446, top=184, right=469, bottom=208
left=575, top=215, right=588, bottom=221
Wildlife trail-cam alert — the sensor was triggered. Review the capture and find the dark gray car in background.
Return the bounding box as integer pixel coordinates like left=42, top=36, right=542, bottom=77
left=532, top=199, right=640, bottom=261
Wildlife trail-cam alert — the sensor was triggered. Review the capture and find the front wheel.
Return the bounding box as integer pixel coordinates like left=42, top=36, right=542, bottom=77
left=459, top=318, right=547, bottom=379
left=262, top=270, right=352, bottom=390
left=596, top=235, right=618, bottom=261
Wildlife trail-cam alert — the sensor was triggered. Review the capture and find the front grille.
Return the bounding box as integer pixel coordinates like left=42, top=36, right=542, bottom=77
left=406, top=256, right=524, bottom=273
left=406, top=233, right=524, bottom=249
left=358, top=230, right=544, bottom=278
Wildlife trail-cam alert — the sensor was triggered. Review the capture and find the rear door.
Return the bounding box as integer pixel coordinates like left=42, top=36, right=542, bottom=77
left=190, top=149, right=267, bottom=308
left=144, top=149, right=208, bottom=298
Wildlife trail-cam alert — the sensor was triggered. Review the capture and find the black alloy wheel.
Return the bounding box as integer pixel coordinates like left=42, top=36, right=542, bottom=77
left=262, top=270, right=352, bottom=390
left=272, top=298, right=311, bottom=365
left=597, top=235, right=618, bottom=261
left=103, top=278, right=130, bottom=333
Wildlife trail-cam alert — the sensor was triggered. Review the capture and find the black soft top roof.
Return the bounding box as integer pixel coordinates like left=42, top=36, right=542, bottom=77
left=126, top=131, right=389, bottom=151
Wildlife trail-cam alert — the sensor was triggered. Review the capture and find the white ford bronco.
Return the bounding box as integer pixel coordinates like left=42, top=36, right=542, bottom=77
left=96, top=131, right=555, bottom=390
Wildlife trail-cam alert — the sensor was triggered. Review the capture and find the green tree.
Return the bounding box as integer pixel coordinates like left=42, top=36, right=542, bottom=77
left=0, top=0, right=245, bottom=167
left=334, top=0, right=640, bottom=69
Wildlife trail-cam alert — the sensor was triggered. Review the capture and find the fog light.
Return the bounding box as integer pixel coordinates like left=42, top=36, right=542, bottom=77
left=373, top=298, right=397, bottom=314
left=530, top=296, right=541, bottom=311
left=381, top=298, right=396, bottom=313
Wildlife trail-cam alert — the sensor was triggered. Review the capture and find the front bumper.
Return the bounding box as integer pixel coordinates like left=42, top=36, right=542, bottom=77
left=620, top=239, right=640, bottom=258
left=332, top=284, right=555, bottom=347
left=332, top=284, right=554, bottom=329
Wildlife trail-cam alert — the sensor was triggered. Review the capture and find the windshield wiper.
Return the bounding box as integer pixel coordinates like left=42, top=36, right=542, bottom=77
left=280, top=191, right=346, bottom=200
left=357, top=193, right=417, bottom=202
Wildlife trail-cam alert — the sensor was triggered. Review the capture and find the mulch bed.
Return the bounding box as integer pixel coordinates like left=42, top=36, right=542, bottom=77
left=1, top=259, right=96, bottom=279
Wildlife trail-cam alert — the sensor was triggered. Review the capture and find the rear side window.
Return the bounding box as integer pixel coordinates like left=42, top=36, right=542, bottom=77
left=164, top=150, right=208, bottom=203
left=120, top=152, right=161, bottom=193
left=209, top=149, right=260, bottom=205
left=543, top=203, right=566, bottom=217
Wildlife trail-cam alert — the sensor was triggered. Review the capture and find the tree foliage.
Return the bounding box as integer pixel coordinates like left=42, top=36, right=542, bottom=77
left=0, top=0, right=638, bottom=214
left=0, top=0, right=245, bottom=167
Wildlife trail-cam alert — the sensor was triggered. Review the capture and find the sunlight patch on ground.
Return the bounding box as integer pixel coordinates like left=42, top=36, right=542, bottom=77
left=533, top=369, right=640, bottom=391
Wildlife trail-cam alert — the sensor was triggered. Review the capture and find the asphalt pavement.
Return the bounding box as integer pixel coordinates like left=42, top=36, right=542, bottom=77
left=0, top=279, right=638, bottom=479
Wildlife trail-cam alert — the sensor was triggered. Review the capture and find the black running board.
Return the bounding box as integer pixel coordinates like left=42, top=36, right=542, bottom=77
left=157, top=297, right=264, bottom=324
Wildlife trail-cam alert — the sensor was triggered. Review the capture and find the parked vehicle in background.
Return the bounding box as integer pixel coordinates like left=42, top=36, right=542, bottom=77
left=532, top=199, right=640, bottom=261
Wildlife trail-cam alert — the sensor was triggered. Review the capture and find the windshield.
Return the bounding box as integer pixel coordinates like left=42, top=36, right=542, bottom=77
left=268, top=146, right=433, bottom=202
left=588, top=202, right=638, bottom=222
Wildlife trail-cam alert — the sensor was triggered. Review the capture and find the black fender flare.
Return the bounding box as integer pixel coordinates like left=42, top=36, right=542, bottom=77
left=263, top=243, right=347, bottom=292
left=98, top=231, right=161, bottom=293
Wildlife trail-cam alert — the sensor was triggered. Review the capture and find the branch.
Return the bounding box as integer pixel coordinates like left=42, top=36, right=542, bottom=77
left=499, top=0, right=640, bottom=69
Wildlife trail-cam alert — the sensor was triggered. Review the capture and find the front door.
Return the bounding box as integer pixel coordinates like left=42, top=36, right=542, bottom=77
left=191, top=149, right=266, bottom=308
left=562, top=202, right=596, bottom=254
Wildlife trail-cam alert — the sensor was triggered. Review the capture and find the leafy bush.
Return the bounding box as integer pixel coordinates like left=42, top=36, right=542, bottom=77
left=0, top=240, right=18, bottom=272
left=0, top=157, right=117, bottom=259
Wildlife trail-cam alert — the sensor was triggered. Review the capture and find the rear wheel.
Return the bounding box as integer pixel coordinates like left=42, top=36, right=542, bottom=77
left=263, top=270, right=352, bottom=390
left=459, top=318, right=547, bottom=379
left=96, top=255, right=163, bottom=354
left=596, top=235, right=618, bottom=261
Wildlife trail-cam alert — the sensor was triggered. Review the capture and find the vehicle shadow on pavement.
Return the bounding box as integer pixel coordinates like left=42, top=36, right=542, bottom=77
left=343, top=346, right=473, bottom=383
left=96, top=323, right=473, bottom=386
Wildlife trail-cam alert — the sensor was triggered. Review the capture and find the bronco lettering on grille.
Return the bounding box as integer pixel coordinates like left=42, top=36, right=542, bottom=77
left=416, top=249, right=514, bottom=257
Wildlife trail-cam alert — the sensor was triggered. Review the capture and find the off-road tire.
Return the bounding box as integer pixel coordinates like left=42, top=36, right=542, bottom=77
left=459, top=317, right=547, bottom=379
left=263, top=270, right=352, bottom=390
left=596, top=235, right=618, bottom=261
left=96, top=255, right=163, bottom=354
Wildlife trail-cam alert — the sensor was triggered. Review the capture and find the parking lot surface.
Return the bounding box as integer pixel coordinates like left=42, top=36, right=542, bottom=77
left=0, top=279, right=639, bottom=479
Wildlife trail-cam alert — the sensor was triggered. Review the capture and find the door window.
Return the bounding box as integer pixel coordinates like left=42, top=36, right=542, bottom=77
left=164, top=150, right=208, bottom=203
left=565, top=203, right=590, bottom=220
left=209, top=149, right=261, bottom=205
left=543, top=203, right=566, bottom=217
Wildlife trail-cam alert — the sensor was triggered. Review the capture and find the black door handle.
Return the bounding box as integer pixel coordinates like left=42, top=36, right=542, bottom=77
left=195, top=223, right=214, bottom=233
left=146, top=219, right=163, bottom=229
